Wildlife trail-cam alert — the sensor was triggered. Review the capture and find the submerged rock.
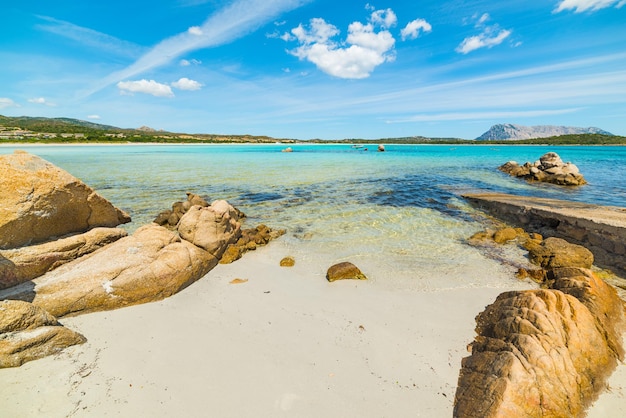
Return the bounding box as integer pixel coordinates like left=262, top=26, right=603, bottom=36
left=0, top=150, right=130, bottom=249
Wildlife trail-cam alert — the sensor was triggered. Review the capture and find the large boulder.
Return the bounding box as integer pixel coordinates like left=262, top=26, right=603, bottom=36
left=453, top=268, right=625, bottom=417
left=0, top=224, right=219, bottom=317
left=0, top=227, right=127, bottom=290
left=498, top=152, right=586, bottom=186
left=0, top=150, right=131, bottom=249
left=178, top=200, right=242, bottom=258
left=527, top=236, right=594, bottom=269
left=0, top=300, right=86, bottom=368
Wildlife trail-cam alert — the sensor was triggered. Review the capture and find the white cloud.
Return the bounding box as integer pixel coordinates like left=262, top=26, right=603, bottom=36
left=87, top=0, right=312, bottom=97
left=0, top=98, right=19, bottom=109
left=117, top=80, right=175, bottom=97
left=286, top=9, right=398, bottom=79
left=401, top=19, right=432, bottom=41
left=188, top=26, right=203, bottom=36
left=370, top=8, right=397, bottom=28
left=456, top=14, right=512, bottom=54
left=171, top=77, right=203, bottom=91
left=28, top=97, right=56, bottom=106
left=555, top=0, right=626, bottom=13
left=87, top=114, right=101, bottom=119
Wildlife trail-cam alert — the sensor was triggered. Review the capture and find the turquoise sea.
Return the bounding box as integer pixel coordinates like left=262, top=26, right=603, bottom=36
left=2, top=144, right=625, bottom=290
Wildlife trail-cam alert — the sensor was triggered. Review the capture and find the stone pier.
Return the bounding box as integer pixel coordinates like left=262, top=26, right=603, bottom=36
left=463, top=193, right=626, bottom=277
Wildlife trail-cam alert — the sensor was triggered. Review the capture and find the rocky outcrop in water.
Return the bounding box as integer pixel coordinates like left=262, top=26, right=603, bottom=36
left=499, top=152, right=586, bottom=186
left=477, top=124, right=612, bottom=141
left=0, top=300, right=86, bottom=368
left=0, top=150, right=131, bottom=249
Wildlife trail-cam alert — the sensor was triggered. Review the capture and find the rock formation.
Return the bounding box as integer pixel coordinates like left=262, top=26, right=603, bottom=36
left=326, top=262, right=367, bottom=282
left=178, top=200, right=242, bottom=258
left=0, top=204, right=239, bottom=317
left=219, top=224, right=286, bottom=264
left=154, top=192, right=211, bottom=229
left=499, top=152, right=586, bottom=186
left=0, top=150, right=131, bottom=249
left=526, top=237, right=594, bottom=269
left=463, top=193, right=626, bottom=276
left=456, top=225, right=625, bottom=417
left=454, top=268, right=625, bottom=417
left=0, top=227, right=127, bottom=290
left=0, top=300, right=86, bottom=368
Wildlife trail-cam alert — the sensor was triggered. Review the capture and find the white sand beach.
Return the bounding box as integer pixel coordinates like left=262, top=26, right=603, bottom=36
left=1, top=238, right=624, bottom=417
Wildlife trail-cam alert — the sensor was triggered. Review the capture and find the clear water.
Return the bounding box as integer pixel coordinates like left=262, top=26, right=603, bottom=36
left=2, top=144, right=625, bottom=291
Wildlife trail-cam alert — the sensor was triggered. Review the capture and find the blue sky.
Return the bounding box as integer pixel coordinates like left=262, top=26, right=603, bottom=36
left=1, top=0, right=625, bottom=139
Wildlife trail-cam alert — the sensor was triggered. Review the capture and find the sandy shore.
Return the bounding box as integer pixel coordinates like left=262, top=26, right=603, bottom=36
left=1, top=240, right=625, bottom=417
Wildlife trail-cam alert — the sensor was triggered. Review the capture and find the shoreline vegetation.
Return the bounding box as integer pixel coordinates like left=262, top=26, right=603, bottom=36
left=2, top=114, right=625, bottom=145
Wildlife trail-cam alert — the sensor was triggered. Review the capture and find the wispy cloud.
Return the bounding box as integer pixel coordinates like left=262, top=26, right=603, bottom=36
left=86, top=0, right=311, bottom=97
left=180, top=58, right=202, bottom=66
left=555, top=0, right=626, bottom=13
left=36, top=16, right=144, bottom=59
left=87, top=114, right=101, bottom=120
left=386, top=108, right=584, bottom=123
left=456, top=13, right=511, bottom=54
left=0, top=98, right=19, bottom=109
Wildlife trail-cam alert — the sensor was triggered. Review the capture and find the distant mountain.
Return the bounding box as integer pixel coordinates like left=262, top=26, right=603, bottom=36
left=476, top=124, right=613, bottom=141
left=0, top=115, right=123, bottom=133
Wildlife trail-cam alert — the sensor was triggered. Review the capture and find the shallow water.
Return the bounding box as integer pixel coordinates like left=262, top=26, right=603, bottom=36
left=2, top=144, right=625, bottom=290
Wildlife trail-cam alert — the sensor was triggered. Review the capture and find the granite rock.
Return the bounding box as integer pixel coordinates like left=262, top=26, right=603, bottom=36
left=0, top=300, right=86, bottom=368
left=498, top=152, right=586, bottom=186
left=527, top=237, right=594, bottom=269
left=0, top=224, right=219, bottom=317
left=326, top=262, right=367, bottom=282
left=453, top=269, right=625, bottom=417
left=0, top=150, right=130, bottom=249
left=0, top=227, right=127, bottom=290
